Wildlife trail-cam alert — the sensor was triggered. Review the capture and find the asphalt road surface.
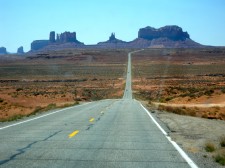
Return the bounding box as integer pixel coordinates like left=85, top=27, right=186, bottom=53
left=0, top=50, right=198, bottom=168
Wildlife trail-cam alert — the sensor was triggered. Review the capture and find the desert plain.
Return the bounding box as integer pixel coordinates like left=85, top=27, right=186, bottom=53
left=1, top=48, right=225, bottom=167
left=1, top=48, right=225, bottom=121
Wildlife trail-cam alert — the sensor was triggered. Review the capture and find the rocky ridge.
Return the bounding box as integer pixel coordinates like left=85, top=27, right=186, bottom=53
left=138, top=25, right=190, bottom=41
left=31, top=31, right=84, bottom=51
left=29, top=25, right=204, bottom=51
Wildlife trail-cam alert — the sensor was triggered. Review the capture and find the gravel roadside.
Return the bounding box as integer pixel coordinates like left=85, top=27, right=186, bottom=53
left=153, top=109, right=225, bottom=168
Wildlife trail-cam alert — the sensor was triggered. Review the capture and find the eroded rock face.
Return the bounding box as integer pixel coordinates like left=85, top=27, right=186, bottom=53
left=49, top=31, right=55, bottom=43
left=0, top=47, right=7, bottom=54
left=138, top=26, right=190, bottom=41
left=30, top=26, right=203, bottom=51
left=31, top=40, right=49, bottom=51
left=98, top=33, right=126, bottom=45
left=17, top=46, right=24, bottom=54
left=31, top=31, right=84, bottom=51
left=57, top=32, right=77, bottom=43
left=109, top=33, right=116, bottom=41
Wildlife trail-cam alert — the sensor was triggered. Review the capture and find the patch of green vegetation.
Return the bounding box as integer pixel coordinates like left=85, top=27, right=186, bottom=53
left=32, top=106, right=43, bottom=114
left=158, top=98, right=166, bottom=103
left=189, top=87, right=200, bottom=94
left=215, top=153, right=225, bottom=165
left=0, top=98, right=4, bottom=103
left=45, top=103, right=57, bottom=111
left=31, top=103, right=57, bottom=114
left=0, top=114, right=24, bottom=122
left=16, top=88, right=23, bottom=92
left=204, top=89, right=214, bottom=96
left=220, top=136, right=225, bottom=147
left=165, top=97, right=173, bottom=102
left=205, top=142, right=216, bottom=152
left=221, top=87, right=225, bottom=93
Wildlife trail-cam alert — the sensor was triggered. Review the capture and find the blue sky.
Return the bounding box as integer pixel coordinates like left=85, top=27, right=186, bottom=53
left=1, top=0, right=225, bottom=52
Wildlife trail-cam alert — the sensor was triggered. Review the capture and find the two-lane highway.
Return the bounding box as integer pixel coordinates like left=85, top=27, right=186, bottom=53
left=123, top=50, right=144, bottom=99
left=0, top=50, right=198, bottom=168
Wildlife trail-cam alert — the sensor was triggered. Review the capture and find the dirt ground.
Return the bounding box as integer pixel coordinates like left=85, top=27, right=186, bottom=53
left=133, top=48, right=225, bottom=120
left=0, top=49, right=129, bottom=121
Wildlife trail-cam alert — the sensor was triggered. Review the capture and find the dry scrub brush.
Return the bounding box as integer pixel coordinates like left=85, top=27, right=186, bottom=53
left=205, top=142, right=216, bottom=152
left=214, top=149, right=225, bottom=165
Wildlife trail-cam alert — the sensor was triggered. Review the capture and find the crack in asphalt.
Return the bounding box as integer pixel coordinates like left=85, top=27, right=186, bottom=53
left=0, top=130, right=62, bottom=165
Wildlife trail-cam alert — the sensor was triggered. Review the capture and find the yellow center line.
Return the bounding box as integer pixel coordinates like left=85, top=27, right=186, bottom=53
left=89, top=118, right=95, bottom=122
left=68, top=130, right=79, bottom=138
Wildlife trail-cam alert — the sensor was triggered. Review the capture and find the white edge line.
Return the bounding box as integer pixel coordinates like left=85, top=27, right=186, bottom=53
left=139, top=102, right=198, bottom=168
left=0, top=102, right=91, bottom=130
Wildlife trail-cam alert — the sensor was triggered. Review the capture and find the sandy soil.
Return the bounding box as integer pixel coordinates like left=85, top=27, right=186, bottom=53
left=168, top=94, right=225, bottom=105
left=132, top=48, right=225, bottom=121
left=0, top=49, right=128, bottom=121
left=0, top=79, right=124, bottom=121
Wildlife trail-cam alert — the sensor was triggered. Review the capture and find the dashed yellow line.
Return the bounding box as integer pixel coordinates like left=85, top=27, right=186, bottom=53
left=89, top=118, right=95, bottom=122
left=68, top=130, right=79, bottom=138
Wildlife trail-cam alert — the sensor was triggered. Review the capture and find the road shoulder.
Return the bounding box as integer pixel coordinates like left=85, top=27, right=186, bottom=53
left=142, top=101, right=225, bottom=168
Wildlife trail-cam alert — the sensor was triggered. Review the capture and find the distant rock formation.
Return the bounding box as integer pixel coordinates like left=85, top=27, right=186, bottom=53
left=138, top=25, right=190, bottom=41
left=31, top=40, right=49, bottom=51
left=109, top=33, right=116, bottom=41
left=128, top=37, right=202, bottom=48
left=96, top=33, right=128, bottom=49
left=30, top=26, right=204, bottom=51
left=57, top=32, right=78, bottom=43
left=31, top=31, right=84, bottom=51
left=0, top=47, right=7, bottom=54
left=49, top=31, right=55, bottom=43
left=96, top=27, right=201, bottom=48
left=127, top=25, right=202, bottom=48
left=17, top=46, right=24, bottom=54
left=97, top=33, right=127, bottom=47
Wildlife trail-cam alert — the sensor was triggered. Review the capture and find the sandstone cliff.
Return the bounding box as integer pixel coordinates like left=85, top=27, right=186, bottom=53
left=31, top=31, right=84, bottom=51
left=30, top=25, right=204, bottom=51
left=138, top=25, right=190, bottom=41
left=31, top=40, right=49, bottom=51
